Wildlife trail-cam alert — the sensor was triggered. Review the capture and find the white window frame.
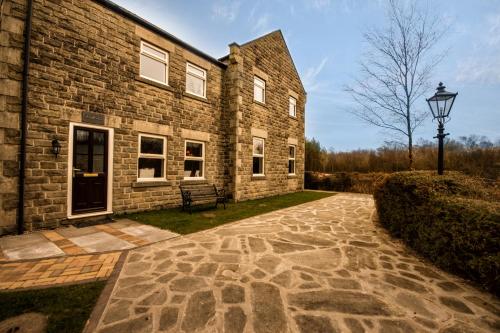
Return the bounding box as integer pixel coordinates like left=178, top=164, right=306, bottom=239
left=288, top=145, right=296, bottom=175
left=184, top=140, right=205, bottom=180
left=186, top=62, right=207, bottom=98
left=252, top=137, right=265, bottom=176
left=289, top=96, right=297, bottom=117
left=253, top=76, right=266, bottom=104
left=140, top=41, right=169, bottom=85
left=137, top=133, right=167, bottom=182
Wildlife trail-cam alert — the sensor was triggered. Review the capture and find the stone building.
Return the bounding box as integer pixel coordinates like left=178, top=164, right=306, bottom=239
left=0, top=0, right=306, bottom=233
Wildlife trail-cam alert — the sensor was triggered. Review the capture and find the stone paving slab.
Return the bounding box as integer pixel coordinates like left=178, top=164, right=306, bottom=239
left=69, top=232, right=136, bottom=253
left=1, top=233, right=64, bottom=260
left=0, top=219, right=179, bottom=262
left=92, top=193, right=500, bottom=333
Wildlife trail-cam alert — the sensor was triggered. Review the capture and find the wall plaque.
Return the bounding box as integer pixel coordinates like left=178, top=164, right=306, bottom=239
left=82, top=111, right=105, bottom=125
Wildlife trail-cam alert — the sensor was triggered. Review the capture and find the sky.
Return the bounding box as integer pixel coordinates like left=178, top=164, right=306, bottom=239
left=114, top=0, right=500, bottom=151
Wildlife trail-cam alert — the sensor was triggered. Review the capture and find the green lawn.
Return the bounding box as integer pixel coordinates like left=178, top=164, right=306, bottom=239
left=125, top=190, right=335, bottom=234
left=0, top=281, right=106, bottom=333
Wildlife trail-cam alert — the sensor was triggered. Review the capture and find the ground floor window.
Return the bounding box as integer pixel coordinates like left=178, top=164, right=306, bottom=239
left=184, top=140, right=204, bottom=179
left=288, top=145, right=296, bottom=175
left=138, top=134, right=166, bottom=181
left=253, top=137, right=265, bottom=176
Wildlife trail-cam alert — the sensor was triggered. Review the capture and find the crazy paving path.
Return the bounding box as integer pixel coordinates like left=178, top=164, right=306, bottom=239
left=93, top=193, right=500, bottom=333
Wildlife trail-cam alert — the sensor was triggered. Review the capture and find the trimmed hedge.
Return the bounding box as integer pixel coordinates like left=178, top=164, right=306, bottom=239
left=305, top=171, right=387, bottom=194
left=374, top=171, right=499, bottom=295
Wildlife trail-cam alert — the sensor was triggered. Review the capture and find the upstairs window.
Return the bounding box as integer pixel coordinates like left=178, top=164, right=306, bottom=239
left=289, top=96, right=297, bottom=117
left=184, top=140, right=205, bottom=179
left=138, top=134, right=166, bottom=181
left=288, top=145, right=296, bottom=175
left=186, top=63, right=207, bottom=98
left=252, top=137, right=265, bottom=176
left=253, top=76, right=266, bottom=103
left=140, top=41, right=168, bottom=85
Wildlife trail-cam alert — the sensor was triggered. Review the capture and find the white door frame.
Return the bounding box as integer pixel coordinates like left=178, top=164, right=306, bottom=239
left=67, top=122, right=114, bottom=219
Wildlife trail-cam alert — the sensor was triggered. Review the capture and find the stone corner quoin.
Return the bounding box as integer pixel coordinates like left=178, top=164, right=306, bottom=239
left=0, top=0, right=306, bottom=233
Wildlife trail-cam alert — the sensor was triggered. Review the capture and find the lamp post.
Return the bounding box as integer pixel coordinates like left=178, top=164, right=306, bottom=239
left=426, top=82, right=458, bottom=175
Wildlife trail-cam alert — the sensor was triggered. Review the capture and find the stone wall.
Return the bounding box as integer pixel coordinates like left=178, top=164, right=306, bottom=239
left=0, top=0, right=25, bottom=234
left=22, top=0, right=228, bottom=230
left=225, top=32, right=306, bottom=201
left=1, top=0, right=305, bottom=231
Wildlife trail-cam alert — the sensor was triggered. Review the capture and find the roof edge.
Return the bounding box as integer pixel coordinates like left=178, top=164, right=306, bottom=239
left=93, top=0, right=227, bottom=68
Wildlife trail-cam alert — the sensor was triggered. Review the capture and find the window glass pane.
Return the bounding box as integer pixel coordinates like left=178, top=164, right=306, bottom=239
left=93, top=155, right=104, bottom=173
left=186, top=74, right=204, bottom=96
left=142, top=44, right=166, bottom=60
left=289, top=160, right=295, bottom=174
left=76, top=129, right=89, bottom=155
left=186, top=142, right=203, bottom=157
left=75, top=129, right=89, bottom=171
left=254, top=77, right=264, bottom=88
left=92, top=132, right=105, bottom=173
left=253, top=138, right=264, bottom=155
left=289, top=146, right=295, bottom=158
left=289, top=100, right=296, bottom=116
left=253, top=157, right=263, bottom=174
left=184, top=160, right=203, bottom=178
left=254, top=85, right=264, bottom=103
left=141, top=136, right=164, bottom=155
left=138, top=158, right=163, bottom=178
left=75, top=154, right=88, bottom=172
left=93, top=132, right=105, bottom=154
left=140, top=54, right=166, bottom=83
left=187, top=64, right=205, bottom=78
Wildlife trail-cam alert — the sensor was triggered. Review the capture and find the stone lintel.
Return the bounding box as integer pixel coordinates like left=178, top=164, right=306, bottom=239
left=184, top=51, right=211, bottom=71
left=135, top=25, right=175, bottom=53
left=251, top=127, right=268, bottom=139
left=288, top=137, right=298, bottom=145
left=288, top=89, right=299, bottom=100
left=134, top=120, right=172, bottom=136
left=181, top=128, right=210, bottom=142
left=252, top=67, right=269, bottom=82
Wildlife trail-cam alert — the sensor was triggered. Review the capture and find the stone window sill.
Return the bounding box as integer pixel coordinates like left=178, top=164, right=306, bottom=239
left=251, top=175, right=266, bottom=181
left=289, top=115, right=298, bottom=121
left=132, top=180, right=172, bottom=188
left=136, top=76, right=175, bottom=92
left=287, top=174, right=297, bottom=179
left=253, top=100, right=268, bottom=109
left=183, top=92, right=209, bottom=103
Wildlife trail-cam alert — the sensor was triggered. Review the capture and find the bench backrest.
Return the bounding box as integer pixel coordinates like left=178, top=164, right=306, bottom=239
left=180, top=184, right=216, bottom=197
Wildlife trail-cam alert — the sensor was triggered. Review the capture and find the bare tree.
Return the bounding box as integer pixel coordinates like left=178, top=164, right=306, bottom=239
left=345, top=0, right=445, bottom=169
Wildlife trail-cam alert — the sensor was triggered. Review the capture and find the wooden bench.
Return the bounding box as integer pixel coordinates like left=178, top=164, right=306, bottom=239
left=179, top=183, right=227, bottom=213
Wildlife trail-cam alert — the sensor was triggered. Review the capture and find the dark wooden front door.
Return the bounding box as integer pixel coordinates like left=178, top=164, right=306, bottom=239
left=72, top=127, right=108, bottom=214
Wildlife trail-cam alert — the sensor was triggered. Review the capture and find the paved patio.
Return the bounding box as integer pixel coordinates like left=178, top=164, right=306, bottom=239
left=0, top=219, right=178, bottom=290
left=92, top=193, right=500, bottom=333
left=0, top=219, right=178, bottom=261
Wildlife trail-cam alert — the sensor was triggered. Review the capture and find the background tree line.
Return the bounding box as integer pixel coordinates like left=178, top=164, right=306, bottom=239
left=305, top=135, right=500, bottom=179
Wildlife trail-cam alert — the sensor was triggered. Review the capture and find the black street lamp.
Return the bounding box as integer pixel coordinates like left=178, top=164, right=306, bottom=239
left=426, top=82, right=458, bottom=175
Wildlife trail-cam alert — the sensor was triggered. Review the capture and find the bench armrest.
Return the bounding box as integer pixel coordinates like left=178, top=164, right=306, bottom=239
left=180, top=188, right=192, bottom=202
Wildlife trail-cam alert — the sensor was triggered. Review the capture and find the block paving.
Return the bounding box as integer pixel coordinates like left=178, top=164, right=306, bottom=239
left=93, top=193, right=500, bottom=333
left=0, top=252, right=121, bottom=290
